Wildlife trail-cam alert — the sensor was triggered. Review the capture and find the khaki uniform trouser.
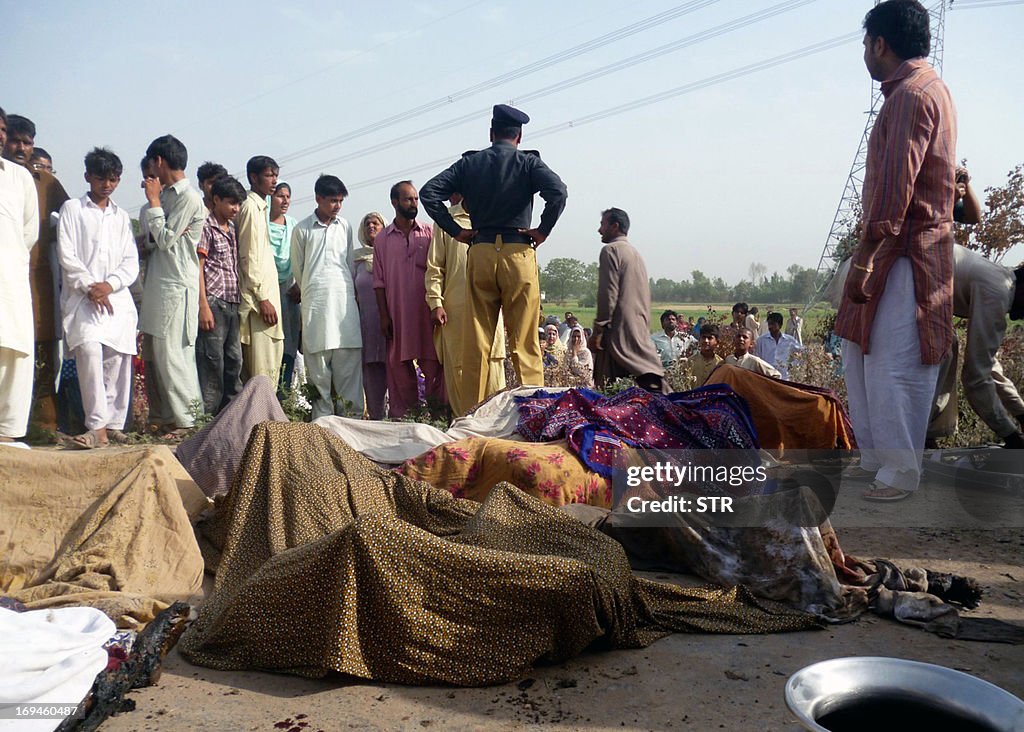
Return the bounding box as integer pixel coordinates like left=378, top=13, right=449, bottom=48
left=463, top=238, right=542, bottom=407
left=446, top=360, right=506, bottom=417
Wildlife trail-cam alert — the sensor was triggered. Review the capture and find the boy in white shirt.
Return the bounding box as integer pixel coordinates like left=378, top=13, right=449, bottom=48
left=56, top=148, right=139, bottom=448
left=290, top=175, right=363, bottom=419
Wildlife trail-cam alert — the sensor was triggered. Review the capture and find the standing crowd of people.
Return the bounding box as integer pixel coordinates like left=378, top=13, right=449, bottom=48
left=0, top=100, right=685, bottom=447
left=649, top=301, right=805, bottom=383
left=2, top=2, right=1021, bottom=496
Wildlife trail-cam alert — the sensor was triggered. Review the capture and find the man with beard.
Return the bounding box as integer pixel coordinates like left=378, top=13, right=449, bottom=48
left=592, top=207, right=666, bottom=393
left=373, top=181, right=441, bottom=418
left=835, top=0, right=957, bottom=501
left=2, top=114, right=68, bottom=430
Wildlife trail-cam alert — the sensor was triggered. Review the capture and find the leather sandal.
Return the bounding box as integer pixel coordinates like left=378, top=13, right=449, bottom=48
left=861, top=482, right=912, bottom=502
left=67, top=431, right=109, bottom=450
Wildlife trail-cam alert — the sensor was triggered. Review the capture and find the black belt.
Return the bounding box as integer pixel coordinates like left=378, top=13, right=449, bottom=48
left=470, top=230, right=533, bottom=245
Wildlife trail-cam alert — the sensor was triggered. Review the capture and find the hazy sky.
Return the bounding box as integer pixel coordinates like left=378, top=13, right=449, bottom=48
left=4, top=0, right=1022, bottom=281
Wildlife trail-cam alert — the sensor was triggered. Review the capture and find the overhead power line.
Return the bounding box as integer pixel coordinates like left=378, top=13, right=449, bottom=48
left=275, top=0, right=725, bottom=166
left=952, top=0, right=1024, bottom=8
left=529, top=32, right=861, bottom=135
left=283, top=0, right=816, bottom=179
left=285, top=30, right=861, bottom=209
left=191, top=0, right=726, bottom=205
left=197, top=0, right=489, bottom=126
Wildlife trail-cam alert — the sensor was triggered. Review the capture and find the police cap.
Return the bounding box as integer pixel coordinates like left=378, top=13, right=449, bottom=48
left=491, top=104, right=530, bottom=128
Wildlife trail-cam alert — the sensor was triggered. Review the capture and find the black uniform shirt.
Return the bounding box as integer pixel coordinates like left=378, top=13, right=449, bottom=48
left=420, top=140, right=567, bottom=240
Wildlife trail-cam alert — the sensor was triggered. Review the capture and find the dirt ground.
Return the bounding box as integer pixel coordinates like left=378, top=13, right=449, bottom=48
left=103, top=474, right=1024, bottom=732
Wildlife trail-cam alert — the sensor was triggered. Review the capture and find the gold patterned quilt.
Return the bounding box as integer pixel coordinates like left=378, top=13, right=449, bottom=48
left=179, top=423, right=819, bottom=686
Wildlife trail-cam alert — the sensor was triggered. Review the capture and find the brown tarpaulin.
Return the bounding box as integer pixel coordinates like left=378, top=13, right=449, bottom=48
left=0, top=446, right=206, bottom=628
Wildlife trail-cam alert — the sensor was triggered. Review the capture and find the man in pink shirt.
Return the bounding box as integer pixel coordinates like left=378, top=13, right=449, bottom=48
left=373, top=181, right=444, bottom=418
left=836, top=0, right=957, bottom=501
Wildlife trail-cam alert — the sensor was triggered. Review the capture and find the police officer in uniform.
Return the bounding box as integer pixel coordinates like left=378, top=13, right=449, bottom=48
left=421, top=104, right=567, bottom=408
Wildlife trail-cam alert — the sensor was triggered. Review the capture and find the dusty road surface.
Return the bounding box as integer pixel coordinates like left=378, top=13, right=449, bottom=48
left=104, top=475, right=1024, bottom=732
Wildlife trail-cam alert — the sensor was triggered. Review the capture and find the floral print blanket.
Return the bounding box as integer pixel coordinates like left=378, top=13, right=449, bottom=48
left=399, top=437, right=612, bottom=508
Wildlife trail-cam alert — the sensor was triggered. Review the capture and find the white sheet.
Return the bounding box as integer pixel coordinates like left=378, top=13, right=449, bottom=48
left=314, top=386, right=567, bottom=463
left=0, top=606, right=114, bottom=732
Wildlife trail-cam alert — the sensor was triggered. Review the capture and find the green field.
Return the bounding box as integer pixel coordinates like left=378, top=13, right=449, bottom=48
left=542, top=302, right=836, bottom=339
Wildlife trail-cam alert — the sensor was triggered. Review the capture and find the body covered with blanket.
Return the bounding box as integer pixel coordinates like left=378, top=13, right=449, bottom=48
left=179, top=423, right=818, bottom=685
left=0, top=446, right=205, bottom=628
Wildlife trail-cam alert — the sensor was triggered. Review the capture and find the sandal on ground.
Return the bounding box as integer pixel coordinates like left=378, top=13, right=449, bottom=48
left=861, top=482, right=912, bottom=502
left=67, top=431, right=109, bottom=450
left=106, top=429, right=130, bottom=444
left=159, top=427, right=191, bottom=440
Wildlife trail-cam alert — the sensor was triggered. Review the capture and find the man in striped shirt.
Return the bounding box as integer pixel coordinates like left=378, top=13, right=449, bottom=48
left=835, top=0, right=957, bottom=501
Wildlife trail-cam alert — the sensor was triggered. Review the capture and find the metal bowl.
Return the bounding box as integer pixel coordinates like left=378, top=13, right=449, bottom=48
left=785, top=656, right=1024, bottom=731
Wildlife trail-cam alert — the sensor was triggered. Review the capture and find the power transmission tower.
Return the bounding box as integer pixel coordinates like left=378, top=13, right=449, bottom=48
left=805, top=0, right=950, bottom=311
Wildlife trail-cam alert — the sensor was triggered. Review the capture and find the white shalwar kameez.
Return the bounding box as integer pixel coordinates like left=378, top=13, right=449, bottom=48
left=291, top=212, right=363, bottom=419
left=57, top=195, right=139, bottom=431
left=0, top=158, right=40, bottom=438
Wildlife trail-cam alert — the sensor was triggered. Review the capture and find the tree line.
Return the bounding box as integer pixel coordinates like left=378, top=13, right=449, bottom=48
left=539, top=258, right=827, bottom=306
left=540, top=162, right=1024, bottom=307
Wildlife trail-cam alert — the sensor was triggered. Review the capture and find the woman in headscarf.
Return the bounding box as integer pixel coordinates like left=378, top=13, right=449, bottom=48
left=269, top=183, right=300, bottom=392
left=354, top=212, right=388, bottom=419
left=565, top=325, right=594, bottom=388
left=541, top=323, right=566, bottom=368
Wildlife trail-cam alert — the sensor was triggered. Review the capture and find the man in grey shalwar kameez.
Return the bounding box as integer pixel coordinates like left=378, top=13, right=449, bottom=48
left=591, top=208, right=666, bottom=393
left=139, top=135, right=205, bottom=431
